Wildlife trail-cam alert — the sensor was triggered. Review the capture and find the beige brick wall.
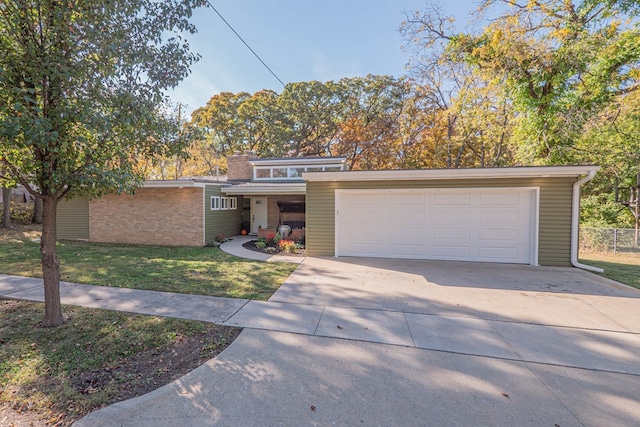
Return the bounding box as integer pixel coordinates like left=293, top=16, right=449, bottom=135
left=227, top=153, right=256, bottom=181
left=89, top=187, right=204, bottom=246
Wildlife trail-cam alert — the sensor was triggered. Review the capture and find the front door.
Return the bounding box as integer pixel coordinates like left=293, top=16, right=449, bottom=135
left=251, top=197, right=268, bottom=234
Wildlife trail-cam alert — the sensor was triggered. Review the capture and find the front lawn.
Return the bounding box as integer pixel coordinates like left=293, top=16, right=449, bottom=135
left=0, top=225, right=288, bottom=425
left=0, top=225, right=297, bottom=300
left=0, top=299, right=240, bottom=427
left=580, top=253, right=640, bottom=290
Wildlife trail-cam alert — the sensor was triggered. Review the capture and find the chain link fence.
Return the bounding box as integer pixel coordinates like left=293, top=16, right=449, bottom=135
left=580, top=228, right=640, bottom=255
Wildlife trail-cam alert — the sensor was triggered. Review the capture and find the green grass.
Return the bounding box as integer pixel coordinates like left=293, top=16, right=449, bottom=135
left=0, top=226, right=297, bottom=300
left=0, top=225, right=289, bottom=425
left=0, top=299, right=240, bottom=425
left=580, top=253, right=640, bottom=290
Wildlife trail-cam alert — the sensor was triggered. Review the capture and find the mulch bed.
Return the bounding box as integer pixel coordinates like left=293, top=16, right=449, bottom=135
left=242, top=240, right=306, bottom=257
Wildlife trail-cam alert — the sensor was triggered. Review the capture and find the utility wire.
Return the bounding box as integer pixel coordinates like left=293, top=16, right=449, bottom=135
left=205, top=1, right=286, bottom=88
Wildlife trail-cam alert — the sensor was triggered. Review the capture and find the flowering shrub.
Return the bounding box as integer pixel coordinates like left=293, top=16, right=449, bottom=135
left=265, top=233, right=282, bottom=246
left=278, top=239, right=296, bottom=254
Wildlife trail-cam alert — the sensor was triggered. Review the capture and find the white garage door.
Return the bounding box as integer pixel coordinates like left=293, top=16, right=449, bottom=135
left=336, top=188, right=537, bottom=264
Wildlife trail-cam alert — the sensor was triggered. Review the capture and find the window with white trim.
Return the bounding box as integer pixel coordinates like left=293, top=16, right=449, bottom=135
left=210, top=196, right=220, bottom=210
left=229, top=197, right=237, bottom=210
left=253, top=164, right=345, bottom=181
left=221, top=197, right=229, bottom=210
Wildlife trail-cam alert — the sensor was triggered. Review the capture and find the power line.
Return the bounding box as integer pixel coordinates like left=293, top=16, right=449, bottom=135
left=205, top=1, right=286, bottom=88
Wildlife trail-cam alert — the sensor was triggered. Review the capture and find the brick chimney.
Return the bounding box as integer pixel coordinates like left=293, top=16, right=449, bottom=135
left=227, top=150, right=257, bottom=181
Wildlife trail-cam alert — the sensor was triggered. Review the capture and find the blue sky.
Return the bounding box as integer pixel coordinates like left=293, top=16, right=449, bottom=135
left=168, top=1, right=477, bottom=115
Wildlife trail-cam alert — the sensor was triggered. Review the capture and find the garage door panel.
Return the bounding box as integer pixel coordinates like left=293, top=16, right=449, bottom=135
left=433, top=227, right=470, bottom=240
left=478, top=246, right=520, bottom=261
left=479, top=209, right=522, bottom=226
left=390, top=208, right=425, bottom=222
left=337, top=188, right=535, bottom=264
left=390, top=193, right=425, bottom=205
left=479, top=228, right=519, bottom=241
left=344, top=242, right=384, bottom=256
left=433, top=209, right=470, bottom=224
left=389, top=244, right=425, bottom=257
left=480, top=192, right=521, bottom=205
left=432, top=245, right=470, bottom=258
left=390, top=225, right=425, bottom=240
left=433, top=193, right=471, bottom=205
left=349, top=193, right=383, bottom=204
left=346, top=206, right=382, bottom=222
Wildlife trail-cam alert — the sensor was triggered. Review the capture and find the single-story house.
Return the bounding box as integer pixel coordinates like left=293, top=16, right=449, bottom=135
left=57, top=153, right=599, bottom=268
left=56, top=153, right=347, bottom=246
left=56, top=180, right=245, bottom=247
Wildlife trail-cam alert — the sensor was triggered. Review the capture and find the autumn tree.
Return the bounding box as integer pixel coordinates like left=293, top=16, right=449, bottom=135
left=276, top=80, right=343, bottom=156
left=0, top=0, right=203, bottom=326
left=577, top=89, right=640, bottom=227
left=448, top=0, right=640, bottom=164
left=400, top=4, right=515, bottom=168
left=331, top=75, right=413, bottom=170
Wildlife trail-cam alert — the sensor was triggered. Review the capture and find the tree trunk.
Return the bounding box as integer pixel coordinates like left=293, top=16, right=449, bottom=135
left=40, top=194, right=64, bottom=327
left=32, top=196, right=43, bottom=224
left=2, top=187, right=12, bottom=228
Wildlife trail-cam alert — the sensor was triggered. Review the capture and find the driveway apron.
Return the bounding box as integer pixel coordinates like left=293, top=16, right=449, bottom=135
left=67, top=257, right=640, bottom=426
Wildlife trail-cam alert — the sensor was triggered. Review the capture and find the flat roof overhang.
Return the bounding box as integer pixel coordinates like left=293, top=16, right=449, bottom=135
left=142, top=180, right=216, bottom=188
left=222, top=184, right=306, bottom=196
left=303, top=165, right=600, bottom=182
left=250, top=157, right=346, bottom=167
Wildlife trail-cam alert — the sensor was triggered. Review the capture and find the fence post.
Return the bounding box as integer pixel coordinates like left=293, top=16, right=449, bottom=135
left=613, top=229, right=618, bottom=255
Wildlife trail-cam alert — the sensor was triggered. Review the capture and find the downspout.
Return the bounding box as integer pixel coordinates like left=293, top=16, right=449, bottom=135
left=571, top=169, right=604, bottom=272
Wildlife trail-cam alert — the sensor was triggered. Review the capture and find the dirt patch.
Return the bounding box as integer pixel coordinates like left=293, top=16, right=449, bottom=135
left=0, top=298, right=241, bottom=427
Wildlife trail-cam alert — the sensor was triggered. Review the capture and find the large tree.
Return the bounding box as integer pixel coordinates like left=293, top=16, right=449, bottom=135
left=448, top=0, right=640, bottom=164
left=400, top=4, right=516, bottom=168
left=0, top=0, right=202, bottom=326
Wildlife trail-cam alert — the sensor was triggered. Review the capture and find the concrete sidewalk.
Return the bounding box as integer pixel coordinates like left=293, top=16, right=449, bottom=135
left=2, top=251, right=640, bottom=426
left=2, top=272, right=639, bottom=377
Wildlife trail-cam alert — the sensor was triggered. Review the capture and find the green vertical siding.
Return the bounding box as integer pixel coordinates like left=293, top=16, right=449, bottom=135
left=204, top=185, right=245, bottom=243
left=57, top=198, right=89, bottom=240
left=306, top=177, right=577, bottom=266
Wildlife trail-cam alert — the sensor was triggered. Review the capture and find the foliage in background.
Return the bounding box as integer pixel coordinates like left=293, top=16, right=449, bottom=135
left=400, top=0, right=640, bottom=227
left=0, top=201, right=33, bottom=224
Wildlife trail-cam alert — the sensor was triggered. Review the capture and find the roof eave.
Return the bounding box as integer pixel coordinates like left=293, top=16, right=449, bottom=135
left=143, top=180, right=212, bottom=188
left=222, top=185, right=306, bottom=196
left=303, top=166, right=601, bottom=182
left=250, top=157, right=346, bottom=167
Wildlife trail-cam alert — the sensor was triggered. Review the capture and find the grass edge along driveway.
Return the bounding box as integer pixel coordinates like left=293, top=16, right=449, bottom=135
left=0, top=228, right=298, bottom=301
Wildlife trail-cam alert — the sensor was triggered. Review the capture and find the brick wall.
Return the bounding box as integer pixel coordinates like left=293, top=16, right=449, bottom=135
left=89, top=187, right=204, bottom=246
left=227, top=152, right=256, bottom=181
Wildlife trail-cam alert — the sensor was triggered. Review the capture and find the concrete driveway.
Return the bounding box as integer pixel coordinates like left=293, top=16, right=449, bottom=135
left=75, top=257, right=640, bottom=427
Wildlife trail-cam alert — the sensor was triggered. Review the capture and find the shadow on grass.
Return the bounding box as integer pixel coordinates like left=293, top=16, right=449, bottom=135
left=0, top=239, right=298, bottom=300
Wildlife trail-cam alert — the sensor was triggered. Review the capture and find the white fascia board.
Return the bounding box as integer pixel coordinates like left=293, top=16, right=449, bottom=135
left=303, top=166, right=600, bottom=182
left=143, top=180, right=223, bottom=189
left=222, top=185, right=306, bottom=196
left=250, top=157, right=346, bottom=167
